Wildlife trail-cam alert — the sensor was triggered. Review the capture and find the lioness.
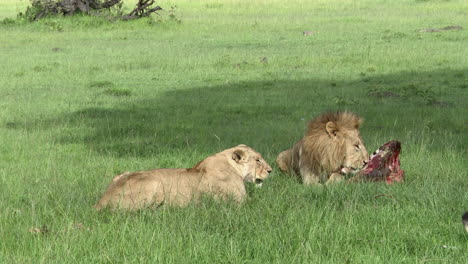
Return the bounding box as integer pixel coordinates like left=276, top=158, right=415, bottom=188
left=94, top=145, right=272, bottom=210
left=276, top=111, right=369, bottom=185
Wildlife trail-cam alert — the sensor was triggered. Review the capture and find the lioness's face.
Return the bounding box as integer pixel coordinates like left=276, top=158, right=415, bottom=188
left=232, top=145, right=272, bottom=186
left=342, top=130, right=369, bottom=172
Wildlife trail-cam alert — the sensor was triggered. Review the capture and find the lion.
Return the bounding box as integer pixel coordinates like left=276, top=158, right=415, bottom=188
left=463, top=212, right=468, bottom=233
left=94, top=144, right=272, bottom=210
left=276, top=111, right=369, bottom=185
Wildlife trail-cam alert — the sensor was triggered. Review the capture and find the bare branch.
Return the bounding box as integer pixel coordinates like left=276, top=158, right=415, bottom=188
left=122, top=0, right=162, bottom=20
left=24, top=0, right=162, bottom=21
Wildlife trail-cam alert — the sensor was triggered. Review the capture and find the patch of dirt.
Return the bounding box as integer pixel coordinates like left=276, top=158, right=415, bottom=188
left=29, top=225, right=49, bottom=235
left=418, top=25, right=463, bottom=33
left=427, top=100, right=451, bottom=108
left=368, top=91, right=401, bottom=98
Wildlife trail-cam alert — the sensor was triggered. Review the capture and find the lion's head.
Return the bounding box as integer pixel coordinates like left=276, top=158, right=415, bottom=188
left=230, top=144, right=272, bottom=187
left=463, top=212, right=468, bottom=233
left=302, top=111, right=369, bottom=175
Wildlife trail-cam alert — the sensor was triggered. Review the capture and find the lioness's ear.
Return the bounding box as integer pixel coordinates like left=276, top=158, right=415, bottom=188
left=232, top=149, right=245, bottom=162
left=326, top=121, right=338, bottom=137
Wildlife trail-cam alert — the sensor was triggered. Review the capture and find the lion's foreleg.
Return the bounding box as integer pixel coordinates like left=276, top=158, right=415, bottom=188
left=300, top=167, right=321, bottom=185
left=325, top=173, right=344, bottom=185
left=230, top=182, right=247, bottom=203
left=276, top=149, right=293, bottom=173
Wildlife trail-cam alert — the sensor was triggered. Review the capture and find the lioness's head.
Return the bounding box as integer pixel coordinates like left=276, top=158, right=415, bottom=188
left=306, top=111, right=369, bottom=174
left=231, top=145, right=272, bottom=186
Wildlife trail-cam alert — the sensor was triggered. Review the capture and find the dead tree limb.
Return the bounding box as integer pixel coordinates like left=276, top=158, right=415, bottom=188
left=122, top=0, right=162, bottom=21
left=25, top=0, right=162, bottom=21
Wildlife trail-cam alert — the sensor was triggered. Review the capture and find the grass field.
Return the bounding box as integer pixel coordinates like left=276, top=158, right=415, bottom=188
left=0, top=0, right=467, bottom=262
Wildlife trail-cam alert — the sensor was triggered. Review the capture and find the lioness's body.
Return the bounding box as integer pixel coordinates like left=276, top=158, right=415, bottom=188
left=277, top=111, right=369, bottom=185
left=95, top=145, right=272, bottom=210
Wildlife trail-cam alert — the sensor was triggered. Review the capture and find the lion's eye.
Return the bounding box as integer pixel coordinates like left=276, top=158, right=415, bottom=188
left=354, top=144, right=360, bottom=151
left=256, top=159, right=261, bottom=164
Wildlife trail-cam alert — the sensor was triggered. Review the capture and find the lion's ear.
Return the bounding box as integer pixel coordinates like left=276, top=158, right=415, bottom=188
left=356, top=117, right=363, bottom=129
left=232, top=149, right=245, bottom=163
left=326, top=121, right=339, bottom=137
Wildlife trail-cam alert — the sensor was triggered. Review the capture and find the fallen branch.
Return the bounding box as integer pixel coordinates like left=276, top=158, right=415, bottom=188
left=23, top=0, right=162, bottom=21
left=122, top=0, right=162, bottom=20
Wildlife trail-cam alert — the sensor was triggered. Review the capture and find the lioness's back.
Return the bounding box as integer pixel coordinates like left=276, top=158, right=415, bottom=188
left=95, top=169, right=201, bottom=210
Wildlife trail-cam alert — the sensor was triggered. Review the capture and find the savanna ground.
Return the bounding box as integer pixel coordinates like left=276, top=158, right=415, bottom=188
left=0, top=0, right=467, bottom=262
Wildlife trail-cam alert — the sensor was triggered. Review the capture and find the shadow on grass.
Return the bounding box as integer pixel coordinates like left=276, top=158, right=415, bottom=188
left=6, top=68, right=467, bottom=158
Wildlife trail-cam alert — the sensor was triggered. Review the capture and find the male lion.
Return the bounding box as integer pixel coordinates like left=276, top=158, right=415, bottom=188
left=94, top=145, right=272, bottom=210
left=276, top=111, right=369, bottom=185
left=463, top=212, right=468, bottom=233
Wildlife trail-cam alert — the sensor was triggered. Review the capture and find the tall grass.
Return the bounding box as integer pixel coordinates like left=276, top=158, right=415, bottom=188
left=0, top=0, right=467, bottom=263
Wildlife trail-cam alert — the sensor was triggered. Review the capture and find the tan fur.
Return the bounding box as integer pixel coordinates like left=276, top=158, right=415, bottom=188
left=276, top=111, right=369, bottom=185
left=94, top=145, right=272, bottom=210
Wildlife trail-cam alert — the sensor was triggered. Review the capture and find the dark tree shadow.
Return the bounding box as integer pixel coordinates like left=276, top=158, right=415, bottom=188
left=6, top=68, right=467, bottom=158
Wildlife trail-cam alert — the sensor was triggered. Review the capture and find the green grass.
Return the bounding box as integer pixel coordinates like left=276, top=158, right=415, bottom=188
left=0, top=0, right=467, bottom=262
